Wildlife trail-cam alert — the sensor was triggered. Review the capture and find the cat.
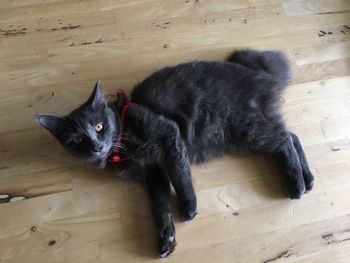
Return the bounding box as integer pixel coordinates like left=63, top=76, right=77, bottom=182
left=36, top=49, right=314, bottom=258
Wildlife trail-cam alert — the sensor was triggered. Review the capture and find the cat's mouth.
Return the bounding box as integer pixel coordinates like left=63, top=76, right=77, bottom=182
left=92, top=150, right=110, bottom=161
left=92, top=144, right=113, bottom=158
left=76, top=150, right=110, bottom=168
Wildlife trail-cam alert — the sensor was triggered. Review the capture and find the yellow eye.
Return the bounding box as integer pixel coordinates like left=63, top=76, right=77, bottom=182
left=95, top=122, right=104, bottom=133
left=73, top=137, right=82, bottom=144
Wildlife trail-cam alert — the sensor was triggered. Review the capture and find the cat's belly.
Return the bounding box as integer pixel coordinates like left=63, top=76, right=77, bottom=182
left=188, top=148, right=223, bottom=164
left=186, top=135, right=228, bottom=164
left=187, top=138, right=242, bottom=164
left=185, top=119, right=242, bottom=164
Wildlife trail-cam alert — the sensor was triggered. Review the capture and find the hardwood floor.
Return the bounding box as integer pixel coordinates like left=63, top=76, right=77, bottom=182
left=0, top=0, right=350, bottom=262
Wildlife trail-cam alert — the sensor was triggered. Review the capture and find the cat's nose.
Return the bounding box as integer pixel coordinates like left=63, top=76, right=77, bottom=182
left=92, top=144, right=103, bottom=153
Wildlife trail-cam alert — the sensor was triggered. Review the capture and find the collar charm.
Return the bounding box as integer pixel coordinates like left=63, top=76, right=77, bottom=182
left=108, top=90, right=133, bottom=164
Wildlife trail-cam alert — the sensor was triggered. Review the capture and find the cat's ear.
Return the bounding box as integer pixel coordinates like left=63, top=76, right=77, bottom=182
left=87, top=80, right=107, bottom=108
left=36, top=114, right=68, bottom=139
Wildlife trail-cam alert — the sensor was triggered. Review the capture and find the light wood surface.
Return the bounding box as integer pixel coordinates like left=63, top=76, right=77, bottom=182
left=1, top=0, right=350, bottom=262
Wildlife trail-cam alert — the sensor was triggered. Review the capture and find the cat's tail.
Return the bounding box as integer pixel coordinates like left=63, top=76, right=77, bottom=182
left=227, top=49, right=291, bottom=86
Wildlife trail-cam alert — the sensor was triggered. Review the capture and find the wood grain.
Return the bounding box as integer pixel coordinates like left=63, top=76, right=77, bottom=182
left=0, top=0, right=349, bottom=262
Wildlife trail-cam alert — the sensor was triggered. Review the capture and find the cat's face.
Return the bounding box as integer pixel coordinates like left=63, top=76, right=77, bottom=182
left=36, top=81, right=118, bottom=168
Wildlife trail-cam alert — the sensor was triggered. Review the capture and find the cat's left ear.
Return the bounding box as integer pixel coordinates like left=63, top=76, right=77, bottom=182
left=35, top=114, right=68, bottom=139
left=87, top=80, right=107, bottom=108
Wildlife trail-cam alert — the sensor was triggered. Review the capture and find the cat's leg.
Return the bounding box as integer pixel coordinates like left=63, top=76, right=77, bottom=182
left=275, top=133, right=306, bottom=199
left=145, top=164, right=176, bottom=258
left=244, top=129, right=307, bottom=199
left=137, top=119, right=197, bottom=222
left=289, top=132, right=314, bottom=192
left=163, top=128, right=197, bottom=222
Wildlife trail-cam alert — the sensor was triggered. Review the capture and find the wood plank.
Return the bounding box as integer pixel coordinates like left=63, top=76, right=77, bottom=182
left=100, top=215, right=350, bottom=262
left=294, top=41, right=350, bottom=65
left=283, top=0, right=350, bottom=16
left=0, top=238, right=100, bottom=263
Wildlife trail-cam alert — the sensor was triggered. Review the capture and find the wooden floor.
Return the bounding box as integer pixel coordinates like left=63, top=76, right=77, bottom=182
left=1, top=0, right=350, bottom=262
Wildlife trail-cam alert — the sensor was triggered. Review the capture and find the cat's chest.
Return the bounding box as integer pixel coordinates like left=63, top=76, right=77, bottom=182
left=108, top=159, right=146, bottom=181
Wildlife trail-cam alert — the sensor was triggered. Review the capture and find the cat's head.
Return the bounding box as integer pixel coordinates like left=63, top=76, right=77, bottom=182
left=36, top=81, right=118, bottom=168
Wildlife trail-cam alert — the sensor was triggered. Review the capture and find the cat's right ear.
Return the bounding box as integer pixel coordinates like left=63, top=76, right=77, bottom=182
left=36, top=114, right=68, bottom=139
left=86, top=80, right=107, bottom=108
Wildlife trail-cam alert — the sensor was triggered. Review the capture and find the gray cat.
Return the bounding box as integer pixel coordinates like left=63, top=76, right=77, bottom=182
left=36, top=49, right=314, bottom=258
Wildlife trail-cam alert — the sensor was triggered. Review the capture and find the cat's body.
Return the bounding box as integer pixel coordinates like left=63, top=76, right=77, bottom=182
left=132, top=56, right=288, bottom=163
left=36, top=49, right=314, bottom=258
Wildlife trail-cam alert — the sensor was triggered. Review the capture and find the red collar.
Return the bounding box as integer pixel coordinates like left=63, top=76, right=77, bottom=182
left=108, top=90, right=133, bottom=163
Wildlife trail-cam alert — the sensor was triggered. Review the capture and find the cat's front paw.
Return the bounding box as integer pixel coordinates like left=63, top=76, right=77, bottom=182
left=158, top=223, right=176, bottom=258
left=159, top=234, right=176, bottom=258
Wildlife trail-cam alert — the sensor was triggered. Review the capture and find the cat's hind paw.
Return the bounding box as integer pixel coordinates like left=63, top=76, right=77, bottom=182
left=285, top=177, right=306, bottom=200
left=303, top=170, right=314, bottom=193
left=183, top=209, right=198, bottom=223
left=179, top=196, right=198, bottom=222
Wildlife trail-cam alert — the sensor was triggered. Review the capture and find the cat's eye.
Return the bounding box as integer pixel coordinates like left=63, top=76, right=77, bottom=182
left=73, top=137, right=82, bottom=144
left=95, top=122, right=104, bottom=133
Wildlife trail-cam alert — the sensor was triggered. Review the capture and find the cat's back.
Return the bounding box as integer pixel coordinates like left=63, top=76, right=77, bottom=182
left=130, top=60, right=268, bottom=110
left=131, top=59, right=279, bottom=122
